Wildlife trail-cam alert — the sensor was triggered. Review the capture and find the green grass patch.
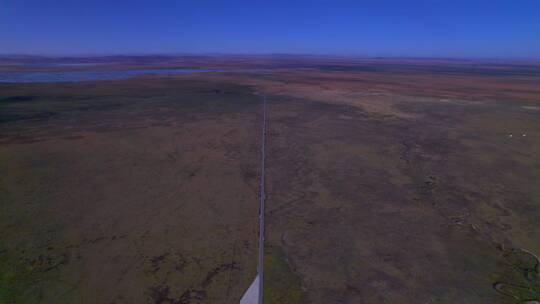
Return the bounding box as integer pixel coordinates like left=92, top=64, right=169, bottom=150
left=263, top=246, right=306, bottom=304
left=0, top=241, right=43, bottom=304
left=493, top=249, right=540, bottom=303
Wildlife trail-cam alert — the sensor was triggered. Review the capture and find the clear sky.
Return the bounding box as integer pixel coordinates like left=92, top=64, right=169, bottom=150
left=1, top=0, right=539, bottom=58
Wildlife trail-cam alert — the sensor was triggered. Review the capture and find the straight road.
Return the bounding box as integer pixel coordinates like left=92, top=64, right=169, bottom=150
left=240, top=93, right=267, bottom=304
left=258, top=94, right=267, bottom=304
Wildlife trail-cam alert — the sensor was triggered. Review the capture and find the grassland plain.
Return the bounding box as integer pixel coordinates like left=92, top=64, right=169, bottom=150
left=0, top=77, right=262, bottom=303
left=186, top=61, right=540, bottom=303
left=1, top=57, right=539, bottom=303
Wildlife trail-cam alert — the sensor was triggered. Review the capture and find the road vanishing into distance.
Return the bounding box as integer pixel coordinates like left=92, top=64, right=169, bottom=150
left=258, top=94, right=267, bottom=304
left=239, top=93, right=267, bottom=304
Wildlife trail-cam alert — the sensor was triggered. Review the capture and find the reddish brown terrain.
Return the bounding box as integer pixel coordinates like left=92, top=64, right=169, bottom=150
left=1, top=56, right=539, bottom=303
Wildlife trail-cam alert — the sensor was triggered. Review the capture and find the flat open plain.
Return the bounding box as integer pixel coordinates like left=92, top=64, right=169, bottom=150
left=1, top=56, right=539, bottom=303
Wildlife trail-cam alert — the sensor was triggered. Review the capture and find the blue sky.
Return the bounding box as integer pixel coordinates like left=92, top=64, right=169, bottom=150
left=1, top=0, right=539, bottom=58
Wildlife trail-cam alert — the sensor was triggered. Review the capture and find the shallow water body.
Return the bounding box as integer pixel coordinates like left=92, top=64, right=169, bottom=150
left=0, top=69, right=219, bottom=83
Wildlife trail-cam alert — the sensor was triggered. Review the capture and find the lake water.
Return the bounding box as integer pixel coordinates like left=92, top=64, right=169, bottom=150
left=0, top=69, right=219, bottom=83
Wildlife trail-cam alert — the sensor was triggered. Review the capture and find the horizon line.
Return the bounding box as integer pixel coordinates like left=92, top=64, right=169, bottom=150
left=1, top=52, right=540, bottom=62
